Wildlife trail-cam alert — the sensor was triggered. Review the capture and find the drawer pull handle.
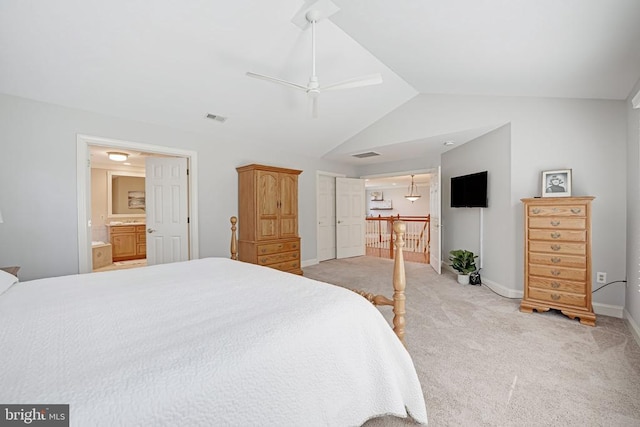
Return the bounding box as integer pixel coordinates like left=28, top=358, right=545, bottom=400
left=261, top=258, right=267, bottom=263
left=550, top=220, right=560, bottom=226
left=571, top=208, right=582, bottom=214
left=551, top=244, right=561, bottom=251
left=551, top=294, right=561, bottom=300
left=551, top=232, right=561, bottom=239
left=552, top=208, right=559, bottom=212
left=551, top=257, right=561, bottom=263
left=261, top=248, right=267, bottom=253
left=551, top=270, right=561, bottom=276
left=551, top=282, right=560, bottom=288
left=532, top=208, right=541, bottom=214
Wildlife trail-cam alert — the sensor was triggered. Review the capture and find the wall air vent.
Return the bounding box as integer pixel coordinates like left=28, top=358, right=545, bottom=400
left=206, top=113, right=227, bottom=123
left=352, top=151, right=381, bottom=159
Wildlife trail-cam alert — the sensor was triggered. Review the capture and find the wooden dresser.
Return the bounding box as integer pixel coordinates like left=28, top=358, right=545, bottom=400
left=237, top=164, right=302, bottom=275
left=520, top=197, right=595, bottom=326
left=107, top=224, right=147, bottom=262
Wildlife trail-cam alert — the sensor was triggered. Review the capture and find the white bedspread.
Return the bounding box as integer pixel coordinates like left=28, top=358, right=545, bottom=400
left=0, top=258, right=427, bottom=426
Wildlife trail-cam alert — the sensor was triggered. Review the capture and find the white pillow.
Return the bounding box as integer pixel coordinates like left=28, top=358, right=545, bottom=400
left=0, top=269, right=18, bottom=295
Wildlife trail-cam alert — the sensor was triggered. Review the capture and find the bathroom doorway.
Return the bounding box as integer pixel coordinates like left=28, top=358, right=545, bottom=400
left=76, top=134, right=199, bottom=274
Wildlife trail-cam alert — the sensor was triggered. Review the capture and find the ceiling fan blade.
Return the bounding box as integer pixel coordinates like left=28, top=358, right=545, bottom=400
left=321, top=73, right=383, bottom=92
left=246, top=72, right=308, bottom=91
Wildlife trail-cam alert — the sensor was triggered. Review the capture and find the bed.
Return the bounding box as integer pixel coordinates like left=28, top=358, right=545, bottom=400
left=0, top=242, right=427, bottom=425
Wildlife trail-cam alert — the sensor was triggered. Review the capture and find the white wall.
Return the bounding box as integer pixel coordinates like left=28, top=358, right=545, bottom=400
left=626, top=79, right=640, bottom=337
left=366, top=187, right=430, bottom=217
left=341, top=93, right=628, bottom=311
left=0, top=93, right=356, bottom=280
left=442, top=124, right=512, bottom=294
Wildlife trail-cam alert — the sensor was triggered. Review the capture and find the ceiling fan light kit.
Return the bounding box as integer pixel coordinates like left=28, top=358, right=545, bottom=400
left=246, top=4, right=382, bottom=118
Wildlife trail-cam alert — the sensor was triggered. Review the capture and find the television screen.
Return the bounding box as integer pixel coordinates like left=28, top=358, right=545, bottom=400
left=451, top=171, right=488, bottom=208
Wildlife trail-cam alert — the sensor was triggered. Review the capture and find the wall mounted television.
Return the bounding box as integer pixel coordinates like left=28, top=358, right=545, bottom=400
left=451, top=171, right=488, bottom=208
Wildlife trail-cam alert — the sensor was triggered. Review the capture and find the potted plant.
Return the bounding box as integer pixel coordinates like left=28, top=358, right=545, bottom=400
left=449, top=249, right=478, bottom=285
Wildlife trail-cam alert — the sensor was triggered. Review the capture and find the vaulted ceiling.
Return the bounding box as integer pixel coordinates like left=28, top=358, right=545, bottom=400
left=1, top=0, right=639, bottom=165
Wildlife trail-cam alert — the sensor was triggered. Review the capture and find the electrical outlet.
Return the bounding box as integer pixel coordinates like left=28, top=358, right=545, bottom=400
left=596, top=272, right=606, bottom=284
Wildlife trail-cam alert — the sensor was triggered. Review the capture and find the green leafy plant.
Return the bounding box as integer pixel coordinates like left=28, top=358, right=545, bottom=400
left=449, top=249, right=478, bottom=275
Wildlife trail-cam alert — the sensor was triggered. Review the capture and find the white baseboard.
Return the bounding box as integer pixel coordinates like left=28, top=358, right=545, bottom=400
left=593, top=302, right=624, bottom=318
left=302, top=258, right=318, bottom=268
left=441, top=265, right=523, bottom=299
left=624, top=309, right=640, bottom=347
left=481, top=277, right=523, bottom=299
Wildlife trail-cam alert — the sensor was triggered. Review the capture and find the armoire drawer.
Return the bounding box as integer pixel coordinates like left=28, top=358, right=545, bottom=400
left=258, top=250, right=299, bottom=266
left=257, top=241, right=299, bottom=255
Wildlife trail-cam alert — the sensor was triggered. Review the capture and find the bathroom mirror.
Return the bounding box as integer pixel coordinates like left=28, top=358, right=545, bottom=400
left=107, top=171, right=146, bottom=218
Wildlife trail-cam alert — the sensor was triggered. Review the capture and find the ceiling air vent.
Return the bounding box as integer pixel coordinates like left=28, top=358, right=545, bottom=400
left=352, top=151, right=381, bottom=159
left=206, top=113, right=227, bottom=123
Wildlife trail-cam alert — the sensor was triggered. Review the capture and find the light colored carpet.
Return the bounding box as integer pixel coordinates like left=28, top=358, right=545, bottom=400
left=303, top=256, right=640, bottom=427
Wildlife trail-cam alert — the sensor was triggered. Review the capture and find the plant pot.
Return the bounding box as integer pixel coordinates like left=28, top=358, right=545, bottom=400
left=457, top=274, right=470, bottom=285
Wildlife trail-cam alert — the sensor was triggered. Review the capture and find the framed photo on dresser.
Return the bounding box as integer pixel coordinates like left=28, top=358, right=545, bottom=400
left=541, top=169, right=571, bottom=197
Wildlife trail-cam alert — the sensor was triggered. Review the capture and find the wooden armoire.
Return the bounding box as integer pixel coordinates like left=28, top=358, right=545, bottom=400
left=520, top=196, right=595, bottom=325
left=236, top=164, right=303, bottom=275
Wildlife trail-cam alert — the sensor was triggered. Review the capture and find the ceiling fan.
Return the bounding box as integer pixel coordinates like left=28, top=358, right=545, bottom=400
left=246, top=9, right=383, bottom=118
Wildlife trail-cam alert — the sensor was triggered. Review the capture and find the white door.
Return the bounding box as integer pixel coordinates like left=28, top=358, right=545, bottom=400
left=317, top=173, right=337, bottom=261
left=429, top=166, right=442, bottom=274
left=335, top=177, right=365, bottom=259
left=145, top=157, right=189, bottom=265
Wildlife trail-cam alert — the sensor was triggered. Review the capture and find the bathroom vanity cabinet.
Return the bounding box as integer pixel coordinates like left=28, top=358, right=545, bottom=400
left=108, top=224, right=147, bottom=262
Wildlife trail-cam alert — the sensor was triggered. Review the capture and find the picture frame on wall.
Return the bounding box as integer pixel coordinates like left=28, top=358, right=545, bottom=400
left=541, top=169, right=572, bottom=197
left=370, top=191, right=383, bottom=201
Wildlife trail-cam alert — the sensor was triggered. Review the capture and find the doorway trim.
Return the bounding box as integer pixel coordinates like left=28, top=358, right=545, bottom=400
left=76, top=134, right=199, bottom=273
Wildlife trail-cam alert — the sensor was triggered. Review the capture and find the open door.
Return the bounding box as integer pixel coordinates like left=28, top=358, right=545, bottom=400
left=429, top=166, right=442, bottom=274
left=145, top=157, right=189, bottom=266
left=317, top=173, right=337, bottom=262
left=335, top=177, right=365, bottom=259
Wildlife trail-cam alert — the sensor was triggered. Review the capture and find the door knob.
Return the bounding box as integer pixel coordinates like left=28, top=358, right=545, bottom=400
left=147, top=228, right=156, bottom=233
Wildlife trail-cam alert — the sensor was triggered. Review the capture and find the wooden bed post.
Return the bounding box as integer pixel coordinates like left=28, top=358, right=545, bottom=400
left=351, top=220, right=407, bottom=344
left=230, top=216, right=238, bottom=260
left=392, top=221, right=407, bottom=345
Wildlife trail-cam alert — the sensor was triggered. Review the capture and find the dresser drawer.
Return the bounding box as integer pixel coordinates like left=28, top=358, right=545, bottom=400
left=528, top=205, right=587, bottom=217
left=528, top=229, right=586, bottom=242
left=258, top=250, right=299, bottom=266
left=257, top=240, right=299, bottom=255
left=528, top=217, right=585, bottom=230
left=529, top=241, right=586, bottom=255
left=528, top=276, right=586, bottom=294
left=528, top=288, right=587, bottom=308
left=529, top=253, right=586, bottom=269
left=529, top=265, right=586, bottom=281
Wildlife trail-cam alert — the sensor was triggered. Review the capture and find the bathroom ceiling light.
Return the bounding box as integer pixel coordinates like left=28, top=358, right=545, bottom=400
left=108, top=152, right=128, bottom=162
